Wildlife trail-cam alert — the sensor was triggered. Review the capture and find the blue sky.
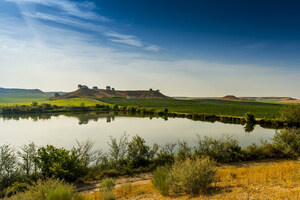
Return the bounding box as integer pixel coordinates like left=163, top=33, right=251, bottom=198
left=0, top=0, right=300, bottom=97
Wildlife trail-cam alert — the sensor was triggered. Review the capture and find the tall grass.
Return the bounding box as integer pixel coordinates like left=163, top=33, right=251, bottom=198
left=151, top=166, right=170, bottom=196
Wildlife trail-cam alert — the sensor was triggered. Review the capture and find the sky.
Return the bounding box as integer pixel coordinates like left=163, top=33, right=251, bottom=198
left=0, top=0, right=300, bottom=97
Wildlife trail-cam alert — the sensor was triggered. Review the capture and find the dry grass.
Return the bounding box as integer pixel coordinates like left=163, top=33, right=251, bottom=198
left=84, top=160, right=300, bottom=199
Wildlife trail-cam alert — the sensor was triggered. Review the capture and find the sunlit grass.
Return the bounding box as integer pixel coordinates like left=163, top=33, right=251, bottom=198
left=40, top=98, right=109, bottom=106
left=0, top=98, right=109, bottom=107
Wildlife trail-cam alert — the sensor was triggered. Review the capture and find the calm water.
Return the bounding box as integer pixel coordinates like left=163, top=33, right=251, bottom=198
left=0, top=113, right=276, bottom=150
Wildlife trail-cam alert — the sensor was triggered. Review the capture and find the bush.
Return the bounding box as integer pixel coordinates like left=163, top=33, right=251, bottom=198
left=36, top=145, right=87, bottom=182
left=100, top=178, right=115, bottom=192
left=46, top=185, right=72, bottom=200
left=5, top=182, right=28, bottom=197
left=22, top=178, right=75, bottom=200
left=168, top=157, right=216, bottom=196
left=151, top=166, right=170, bottom=196
left=280, top=104, right=300, bottom=124
left=244, top=112, right=255, bottom=123
left=101, top=191, right=116, bottom=200
left=272, top=128, right=300, bottom=157
left=194, top=135, right=243, bottom=163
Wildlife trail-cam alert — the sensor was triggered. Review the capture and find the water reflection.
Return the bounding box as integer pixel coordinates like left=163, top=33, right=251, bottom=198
left=0, top=112, right=278, bottom=151
left=1, top=112, right=276, bottom=134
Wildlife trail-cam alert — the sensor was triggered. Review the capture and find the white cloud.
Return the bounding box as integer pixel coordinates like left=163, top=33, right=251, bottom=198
left=5, top=0, right=109, bottom=21
left=144, top=45, right=161, bottom=52
left=4, top=0, right=161, bottom=51
left=105, top=32, right=143, bottom=47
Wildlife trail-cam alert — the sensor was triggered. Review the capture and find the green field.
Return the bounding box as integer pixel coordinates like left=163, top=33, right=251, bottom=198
left=0, top=93, right=53, bottom=105
left=98, top=98, right=284, bottom=119
left=0, top=94, right=285, bottom=119
left=0, top=96, right=107, bottom=107
left=40, top=98, right=108, bottom=106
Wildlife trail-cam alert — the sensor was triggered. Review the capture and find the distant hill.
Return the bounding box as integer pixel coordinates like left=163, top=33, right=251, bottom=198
left=240, top=97, right=297, bottom=101
left=0, top=87, right=45, bottom=94
left=52, top=88, right=170, bottom=100
left=220, top=95, right=241, bottom=101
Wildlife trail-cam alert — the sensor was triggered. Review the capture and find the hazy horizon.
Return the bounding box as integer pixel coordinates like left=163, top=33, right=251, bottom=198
left=1, top=0, right=300, bottom=98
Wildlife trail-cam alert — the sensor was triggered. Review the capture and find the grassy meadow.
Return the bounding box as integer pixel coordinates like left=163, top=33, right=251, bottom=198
left=0, top=93, right=285, bottom=119
left=98, top=98, right=284, bottom=119
left=0, top=93, right=53, bottom=105
left=0, top=96, right=108, bottom=107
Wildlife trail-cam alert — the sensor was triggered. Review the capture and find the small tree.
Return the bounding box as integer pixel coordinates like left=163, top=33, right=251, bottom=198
left=54, top=93, right=60, bottom=97
left=92, top=86, right=98, bottom=90
left=244, top=112, right=255, bottom=123
left=18, top=142, right=38, bottom=176
left=0, top=144, right=19, bottom=186
left=107, top=134, right=129, bottom=166
left=127, top=135, right=151, bottom=167
left=78, top=84, right=83, bottom=89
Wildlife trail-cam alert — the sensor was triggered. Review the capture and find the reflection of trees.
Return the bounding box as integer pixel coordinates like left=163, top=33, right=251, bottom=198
left=244, top=122, right=255, bottom=133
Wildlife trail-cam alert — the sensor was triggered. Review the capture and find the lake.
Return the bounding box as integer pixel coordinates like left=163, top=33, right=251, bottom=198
left=0, top=113, right=277, bottom=150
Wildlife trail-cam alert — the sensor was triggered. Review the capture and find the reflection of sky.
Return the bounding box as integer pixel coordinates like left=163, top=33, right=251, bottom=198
left=0, top=116, right=275, bottom=150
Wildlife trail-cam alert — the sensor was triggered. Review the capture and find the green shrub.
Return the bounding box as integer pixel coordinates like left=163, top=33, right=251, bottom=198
left=280, top=104, right=300, bottom=124
left=168, top=157, right=216, bottom=196
left=194, top=135, right=243, bottom=163
left=151, top=166, right=170, bottom=196
left=244, top=112, right=255, bottom=123
left=46, top=185, right=72, bottom=200
left=101, top=191, right=116, bottom=200
left=100, top=178, right=115, bottom=192
left=22, top=178, right=75, bottom=200
left=272, top=128, right=300, bottom=157
left=5, top=182, right=28, bottom=197
left=36, top=145, right=87, bottom=182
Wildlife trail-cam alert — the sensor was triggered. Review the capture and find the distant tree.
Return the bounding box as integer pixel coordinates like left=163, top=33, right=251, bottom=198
left=112, top=88, right=115, bottom=91
left=157, top=89, right=160, bottom=92
left=78, top=84, right=83, bottom=89
left=93, top=86, right=98, bottom=90
left=244, top=112, right=255, bottom=123
left=106, top=86, right=111, bottom=91
left=31, top=102, right=38, bottom=106
left=149, top=88, right=153, bottom=91
left=54, top=93, right=60, bottom=97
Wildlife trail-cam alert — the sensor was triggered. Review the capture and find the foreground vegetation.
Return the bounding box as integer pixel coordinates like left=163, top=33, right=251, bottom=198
left=1, top=128, right=300, bottom=199
left=87, top=160, right=300, bottom=200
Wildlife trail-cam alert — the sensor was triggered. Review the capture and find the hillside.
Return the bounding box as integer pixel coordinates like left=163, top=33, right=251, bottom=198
left=220, top=95, right=241, bottom=101
left=51, top=88, right=170, bottom=100
left=0, top=87, right=45, bottom=94
left=240, top=96, right=299, bottom=103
